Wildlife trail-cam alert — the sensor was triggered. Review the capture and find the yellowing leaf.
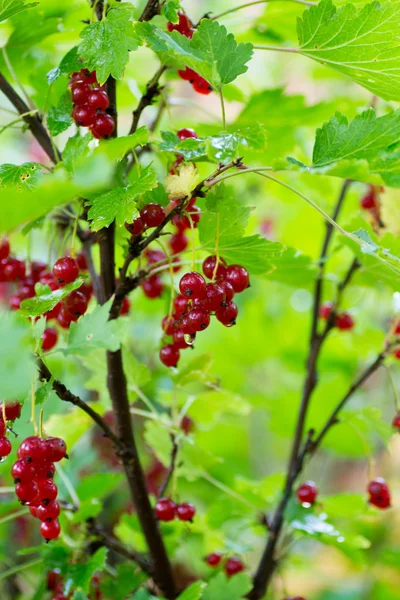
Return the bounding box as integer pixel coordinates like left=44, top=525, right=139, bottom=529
left=165, top=163, right=199, bottom=200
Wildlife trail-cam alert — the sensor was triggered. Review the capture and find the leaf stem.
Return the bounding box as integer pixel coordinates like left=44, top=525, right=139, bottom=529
left=219, top=88, right=226, bottom=129
left=0, top=559, right=42, bottom=582
left=211, top=0, right=315, bottom=20
left=253, top=45, right=298, bottom=53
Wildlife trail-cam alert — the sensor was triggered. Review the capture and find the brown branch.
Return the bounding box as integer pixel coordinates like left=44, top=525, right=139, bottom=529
left=139, top=0, right=161, bottom=22
left=0, top=72, right=61, bottom=164
left=129, top=65, right=167, bottom=135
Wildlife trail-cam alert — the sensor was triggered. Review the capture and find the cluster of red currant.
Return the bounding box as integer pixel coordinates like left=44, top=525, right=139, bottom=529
left=155, top=497, right=196, bottom=522
left=297, top=477, right=391, bottom=510
left=319, top=302, right=354, bottom=331
left=12, top=435, right=67, bottom=541
left=70, top=68, right=115, bottom=139
left=205, top=553, right=245, bottom=578
left=159, top=256, right=250, bottom=368
left=0, top=401, right=22, bottom=458
left=167, top=13, right=212, bottom=95
left=125, top=202, right=166, bottom=238
left=47, top=569, right=102, bottom=600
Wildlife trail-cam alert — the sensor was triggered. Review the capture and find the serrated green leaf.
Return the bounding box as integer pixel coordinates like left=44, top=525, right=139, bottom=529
left=0, top=163, right=42, bottom=189
left=92, top=128, right=149, bottom=163
left=297, top=0, right=400, bottom=101
left=47, top=92, right=73, bottom=137
left=79, top=3, right=139, bottom=84
left=65, top=299, right=124, bottom=354
left=35, top=381, right=53, bottom=406
left=87, top=164, right=158, bottom=230
left=101, top=564, right=146, bottom=600
left=65, top=548, right=107, bottom=595
left=161, top=0, right=180, bottom=22
left=63, top=133, right=91, bottom=175
left=177, top=581, right=207, bottom=600
left=266, top=247, right=317, bottom=287
left=47, top=46, right=82, bottom=84
left=19, top=278, right=84, bottom=317
left=0, top=0, right=38, bottom=22
left=0, top=312, right=34, bottom=400
left=203, top=572, right=251, bottom=600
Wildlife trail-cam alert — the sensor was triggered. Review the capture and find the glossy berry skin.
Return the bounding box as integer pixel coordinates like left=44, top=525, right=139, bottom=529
left=160, top=344, right=180, bottom=368
left=37, top=479, right=58, bottom=505
left=188, top=308, right=211, bottom=332
left=226, top=265, right=250, bottom=293
left=40, top=272, right=59, bottom=291
left=296, top=481, right=317, bottom=505
left=225, top=557, right=244, bottom=577
left=218, top=281, right=235, bottom=302
left=57, top=306, right=74, bottom=329
left=72, top=104, right=96, bottom=127
left=173, top=330, right=192, bottom=350
left=120, top=297, right=131, bottom=316
left=40, top=518, right=61, bottom=540
left=18, top=436, right=46, bottom=462
left=180, top=315, right=197, bottom=335
left=53, top=257, right=79, bottom=285
left=174, top=294, right=188, bottom=315
left=178, top=67, right=198, bottom=82
left=140, top=203, right=165, bottom=228
left=335, top=312, right=354, bottom=331
left=155, top=497, right=176, bottom=522
left=44, top=437, right=67, bottom=462
left=75, top=252, right=88, bottom=271
left=319, top=302, right=332, bottom=320
left=202, top=256, right=227, bottom=280
left=4, top=258, right=25, bottom=281
left=33, top=461, right=56, bottom=480
left=177, top=128, right=198, bottom=140
left=41, top=328, right=58, bottom=352
left=125, top=218, right=144, bottom=236
left=179, top=272, right=206, bottom=299
left=64, top=290, right=88, bottom=318
left=162, top=315, right=176, bottom=335
left=71, top=83, right=91, bottom=105
left=79, top=69, right=97, bottom=84
left=205, top=552, right=222, bottom=567
left=142, top=276, right=164, bottom=299
left=88, top=89, right=110, bottom=110
left=0, top=239, right=10, bottom=260
left=0, top=420, right=5, bottom=437
left=176, top=502, right=196, bottom=521
left=15, top=481, right=38, bottom=503
left=392, top=413, right=400, bottom=429
left=169, top=232, right=188, bottom=255
left=90, top=113, right=115, bottom=139
left=47, top=569, right=62, bottom=591
left=368, top=478, right=391, bottom=509
left=215, top=302, right=238, bottom=327
left=37, top=500, right=60, bottom=522
left=0, top=437, right=11, bottom=458
left=3, top=401, right=22, bottom=421
left=193, top=76, right=213, bottom=95
left=204, top=283, right=226, bottom=311
left=12, top=460, right=36, bottom=483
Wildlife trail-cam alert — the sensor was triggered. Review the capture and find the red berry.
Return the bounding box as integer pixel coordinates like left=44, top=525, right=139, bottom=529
left=47, top=569, right=62, bottom=591
left=44, top=437, right=67, bottom=462
left=394, top=349, right=400, bottom=360
left=40, top=518, right=61, bottom=540
left=173, top=330, right=192, bottom=350
left=76, top=252, right=88, bottom=271
left=296, top=481, right=317, bottom=505
left=179, top=315, right=197, bottom=335
left=142, top=276, right=164, bottom=299
left=30, top=260, right=47, bottom=282
left=319, top=302, right=332, bottom=320
left=145, top=249, right=166, bottom=264
left=37, top=500, right=60, bottom=522
left=29, top=506, right=38, bottom=518
left=360, top=187, right=378, bottom=210
left=0, top=239, right=10, bottom=260
left=368, top=478, right=391, bottom=509
left=174, top=205, right=201, bottom=230
left=9, top=293, right=22, bottom=311
left=45, top=300, right=62, bottom=320
left=179, top=272, right=206, bottom=299
left=4, top=258, right=26, bottom=281
left=174, top=294, right=188, bottom=315
left=37, top=479, right=58, bottom=505
left=0, top=420, right=5, bottom=437
left=169, top=232, right=188, bottom=255
left=162, top=315, right=176, bottom=335
left=125, top=218, right=144, bottom=236
left=41, top=328, right=58, bottom=352
left=12, top=460, right=36, bottom=484
left=392, top=413, right=400, bottom=429
left=204, top=283, right=226, bottom=311
left=202, top=256, right=227, bottom=280
left=215, top=302, right=238, bottom=327
left=64, top=290, right=88, bottom=318
left=187, top=308, right=210, bottom=332
left=17, top=436, right=46, bottom=462
left=40, top=272, right=59, bottom=291
left=335, top=312, right=354, bottom=331
left=120, top=297, right=131, bottom=316
left=225, top=265, right=250, bottom=293
left=3, top=401, right=22, bottom=421
left=160, top=344, right=180, bottom=368
left=72, top=104, right=96, bottom=127
left=90, top=113, right=115, bottom=139
left=206, top=552, right=222, bottom=567
left=0, top=437, right=11, bottom=458
left=33, top=461, right=56, bottom=480
left=71, top=83, right=91, bottom=105
left=20, top=280, right=35, bottom=299
left=53, top=257, right=79, bottom=285
left=80, top=69, right=97, bottom=84
left=177, top=128, right=198, bottom=140
left=225, top=557, right=244, bottom=577
left=57, top=306, right=74, bottom=329
left=193, top=76, right=213, bottom=95
left=167, top=12, right=194, bottom=38
left=177, top=67, right=198, bottom=82
left=180, top=415, right=194, bottom=434
left=140, top=203, right=165, bottom=228
left=88, top=89, right=110, bottom=110
left=176, top=502, right=195, bottom=521
left=155, top=497, right=176, bottom=521
left=15, top=481, right=38, bottom=503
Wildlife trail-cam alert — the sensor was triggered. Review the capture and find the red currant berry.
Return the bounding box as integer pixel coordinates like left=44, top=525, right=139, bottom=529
left=80, top=69, right=97, bottom=84
left=29, top=506, right=38, bottom=518
left=155, top=497, right=176, bottom=521
left=177, top=67, right=198, bottom=82
left=37, top=500, right=60, bottom=522
left=176, top=502, right=195, bottom=521
left=44, top=437, right=67, bottom=462
left=4, top=258, right=26, bottom=281
left=180, top=415, right=194, bottom=434
left=179, top=272, right=206, bottom=299
left=37, top=479, right=58, bottom=505
left=215, top=302, right=238, bottom=327
left=394, top=349, right=400, bottom=360
left=162, top=315, right=176, bottom=335
left=90, top=113, right=115, bottom=139
left=360, top=187, right=378, bottom=210
left=41, top=328, right=58, bottom=352
left=88, top=89, right=110, bottom=110
left=179, top=315, right=197, bottom=335
left=160, top=344, right=180, bottom=368
left=187, top=308, right=210, bottom=332
left=9, top=293, right=23, bottom=311
left=64, top=290, right=88, bottom=318
left=47, top=569, right=62, bottom=591
left=335, top=312, right=354, bottom=331
left=40, top=518, right=61, bottom=541
left=225, top=265, right=250, bottom=293
left=176, top=205, right=201, bottom=230
left=193, top=76, right=213, bottom=95
left=0, top=437, right=11, bottom=458
left=173, top=330, right=192, bottom=350
left=30, top=260, right=47, bottom=282
left=57, top=306, right=74, bottom=329
left=296, top=481, right=317, bottom=505
left=33, top=461, right=56, bottom=480
left=40, top=272, right=59, bottom=291
left=120, top=297, right=131, bottom=316
left=125, top=218, right=145, bottom=236
left=205, top=552, right=222, bottom=567
left=392, top=413, right=400, bottom=429
left=18, top=436, right=46, bottom=462
left=225, top=557, right=244, bottom=577
left=72, top=104, right=96, bottom=127
left=177, top=128, right=198, bottom=140
left=0, top=239, right=10, bottom=260
left=204, top=283, right=226, bottom=311
left=167, top=12, right=193, bottom=38
left=0, top=420, right=5, bottom=437
left=145, top=249, right=166, bottom=264
left=319, top=302, right=332, bottom=320
left=15, top=481, right=38, bottom=503
left=53, top=257, right=79, bottom=285
left=3, top=401, right=22, bottom=421
left=140, top=203, right=165, bottom=228
left=169, top=232, right=188, bottom=255
left=76, top=252, right=88, bottom=271
left=174, top=294, right=188, bottom=315
left=12, top=459, right=37, bottom=483
left=202, top=256, right=227, bottom=280
left=368, top=478, right=391, bottom=509
left=20, top=280, right=36, bottom=299
left=142, top=276, right=164, bottom=299
left=71, top=83, right=91, bottom=105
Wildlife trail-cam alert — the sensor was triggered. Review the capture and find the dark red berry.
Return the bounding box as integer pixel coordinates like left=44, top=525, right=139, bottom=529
left=180, top=315, right=197, bottom=335
left=176, top=502, right=195, bottom=521
left=90, top=113, right=115, bottom=139
left=3, top=401, right=22, bottom=421
left=155, top=497, right=176, bottom=521
left=206, top=552, right=222, bottom=567
left=319, top=302, right=332, bottom=320
left=53, top=257, right=79, bottom=285
left=15, top=481, right=38, bottom=503
left=162, top=315, right=176, bottom=335
left=44, top=437, right=67, bottom=462
left=47, top=569, right=62, bottom=591
left=72, top=104, right=96, bottom=127
left=57, top=306, right=74, bottom=329
left=187, top=308, right=210, bottom=332
left=174, top=294, right=188, bottom=315
left=360, top=187, right=378, bottom=210
left=173, top=330, right=192, bottom=349
left=160, top=344, right=180, bottom=368
left=392, top=413, right=400, bottom=429
left=29, top=506, right=38, bottom=518
left=140, top=203, right=165, bottom=228
left=202, top=256, right=227, bottom=280
left=88, top=89, right=109, bottom=110
left=180, top=415, right=194, bottom=434
left=174, top=205, right=201, bottom=230
left=40, top=518, right=61, bottom=540
left=33, top=461, right=56, bottom=480
left=225, top=265, right=250, bottom=293
left=394, top=349, right=400, bottom=360
left=179, top=272, right=206, bottom=299
left=80, top=69, right=97, bottom=84
left=368, top=478, right=391, bottom=509
left=71, top=83, right=91, bottom=105
left=39, top=272, right=59, bottom=291
left=178, top=67, right=198, bottom=82
left=17, top=436, right=46, bottom=462
left=167, top=12, right=194, bottom=38
left=120, top=297, right=131, bottom=316
left=45, top=301, right=62, bottom=320
left=296, top=481, right=317, bottom=505
left=215, top=302, right=238, bottom=327
left=64, top=290, right=88, bottom=318
left=204, top=283, right=226, bottom=311
left=4, top=258, right=25, bottom=281
left=0, top=420, right=5, bottom=437
left=169, top=232, right=188, bottom=255
left=37, top=479, right=58, bottom=505
left=225, top=557, right=244, bottom=577
left=177, top=128, right=198, bottom=140
left=0, top=437, right=11, bottom=458
left=335, top=312, right=354, bottom=331
left=193, top=76, right=213, bottom=95
left=37, top=500, right=60, bottom=522
left=41, top=328, right=58, bottom=352
left=142, top=276, right=164, bottom=299
left=0, top=239, right=10, bottom=260
left=76, top=252, right=88, bottom=271
left=125, top=218, right=144, bottom=236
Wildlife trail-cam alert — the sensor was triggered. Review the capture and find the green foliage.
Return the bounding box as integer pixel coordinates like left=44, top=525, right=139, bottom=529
left=65, top=299, right=124, bottom=354
left=19, top=279, right=84, bottom=317
left=0, top=312, right=34, bottom=399
left=47, top=91, right=73, bottom=136
left=202, top=573, right=252, bottom=600
left=0, top=162, right=42, bottom=188
left=0, top=0, right=38, bottom=22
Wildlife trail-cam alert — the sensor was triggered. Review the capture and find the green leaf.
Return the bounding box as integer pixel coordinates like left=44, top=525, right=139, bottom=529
left=297, top=0, right=400, bottom=101
left=0, top=0, right=38, bottom=22
left=203, top=572, right=252, bottom=600
left=65, top=299, right=124, bottom=355
left=265, top=248, right=317, bottom=287
left=0, top=163, right=42, bottom=189
left=161, top=0, right=180, bottom=22
left=35, top=381, right=53, bottom=406
left=101, top=564, right=146, bottom=600
left=144, top=420, right=173, bottom=466
left=65, top=548, right=107, bottom=595
left=19, top=279, right=84, bottom=317
left=177, top=581, right=207, bottom=600
left=0, top=312, right=35, bottom=400
left=91, top=128, right=149, bottom=163
left=63, top=133, right=92, bottom=174
left=47, top=46, right=82, bottom=84
left=78, top=3, right=139, bottom=84
left=87, top=164, right=158, bottom=230
left=47, top=92, right=73, bottom=137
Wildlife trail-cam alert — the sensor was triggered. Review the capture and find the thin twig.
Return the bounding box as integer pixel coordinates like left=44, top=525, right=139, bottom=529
left=158, top=435, right=179, bottom=499
left=129, top=65, right=167, bottom=135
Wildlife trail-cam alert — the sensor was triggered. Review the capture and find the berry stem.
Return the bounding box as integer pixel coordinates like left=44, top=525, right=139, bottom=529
left=31, top=380, right=38, bottom=436
left=212, top=213, right=221, bottom=282
left=157, top=435, right=179, bottom=499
